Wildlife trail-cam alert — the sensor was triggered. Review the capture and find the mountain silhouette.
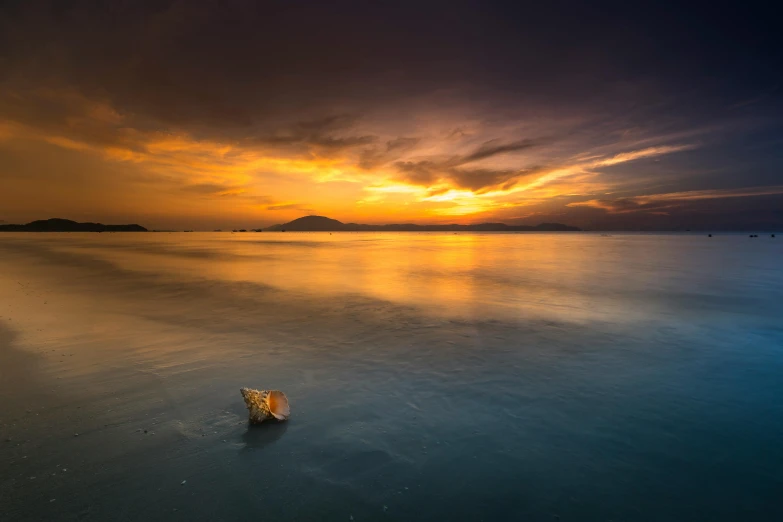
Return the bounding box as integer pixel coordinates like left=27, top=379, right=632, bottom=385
left=0, top=218, right=147, bottom=232
left=265, top=215, right=580, bottom=232
left=266, top=215, right=345, bottom=231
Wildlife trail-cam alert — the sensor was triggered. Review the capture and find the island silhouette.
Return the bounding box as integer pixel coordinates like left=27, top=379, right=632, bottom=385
left=265, top=215, right=580, bottom=232
left=0, top=218, right=147, bottom=232
left=0, top=216, right=579, bottom=233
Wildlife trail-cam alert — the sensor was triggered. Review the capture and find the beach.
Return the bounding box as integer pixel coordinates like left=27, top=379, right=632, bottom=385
left=2, top=232, right=782, bottom=521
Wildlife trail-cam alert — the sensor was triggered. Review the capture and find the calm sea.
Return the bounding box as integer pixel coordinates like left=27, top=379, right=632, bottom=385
left=1, top=232, right=782, bottom=521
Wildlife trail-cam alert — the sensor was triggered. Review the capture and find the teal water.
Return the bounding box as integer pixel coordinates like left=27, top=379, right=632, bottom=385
left=1, top=232, right=782, bottom=520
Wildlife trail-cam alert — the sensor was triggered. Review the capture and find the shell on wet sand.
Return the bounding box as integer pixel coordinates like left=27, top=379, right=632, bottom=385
left=240, top=388, right=291, bottom=424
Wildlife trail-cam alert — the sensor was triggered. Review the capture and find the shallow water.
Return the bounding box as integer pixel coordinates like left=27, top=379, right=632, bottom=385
left=1, top=232, right=782, bottom=521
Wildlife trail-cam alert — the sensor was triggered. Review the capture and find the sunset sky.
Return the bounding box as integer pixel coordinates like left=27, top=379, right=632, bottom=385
left=1, top=1, right=782, bottom=230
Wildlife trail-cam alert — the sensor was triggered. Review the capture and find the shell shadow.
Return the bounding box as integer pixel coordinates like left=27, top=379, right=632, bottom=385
left=240, top=421, right=289, bottom=452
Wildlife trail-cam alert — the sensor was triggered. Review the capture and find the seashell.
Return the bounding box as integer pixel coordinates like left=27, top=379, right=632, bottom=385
left=240, top=388, right=291, bottom=424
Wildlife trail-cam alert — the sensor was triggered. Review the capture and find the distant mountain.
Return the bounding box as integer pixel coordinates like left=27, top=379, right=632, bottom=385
left=0, top=218, right=147, bottom=232
left=266, top=215, right=345, bottom=231
left=265, top=215, right=580, bottom=232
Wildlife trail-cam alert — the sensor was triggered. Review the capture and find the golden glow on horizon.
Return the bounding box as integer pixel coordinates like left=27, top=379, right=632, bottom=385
left=0, top=87, right=715, bottom=227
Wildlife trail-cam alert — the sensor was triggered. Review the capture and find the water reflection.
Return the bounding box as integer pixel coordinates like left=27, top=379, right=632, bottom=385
left=2, top=232, right=783, bottom=522
left=3, top=231, right=782, bottom=326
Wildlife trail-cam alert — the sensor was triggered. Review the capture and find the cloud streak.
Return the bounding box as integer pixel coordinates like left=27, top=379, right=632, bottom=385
left=570, top=185, right=783, bottom=214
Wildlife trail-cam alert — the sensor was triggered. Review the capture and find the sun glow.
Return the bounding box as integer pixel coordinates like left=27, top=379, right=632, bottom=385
left=0, top=85, right=704, bottom=227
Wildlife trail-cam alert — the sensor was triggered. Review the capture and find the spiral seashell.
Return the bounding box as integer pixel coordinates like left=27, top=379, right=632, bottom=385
left=240, top=388, right=290, bottom=424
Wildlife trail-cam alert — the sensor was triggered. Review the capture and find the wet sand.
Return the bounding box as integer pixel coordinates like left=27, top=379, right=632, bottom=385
left=1, top=233, right=782, bottom=521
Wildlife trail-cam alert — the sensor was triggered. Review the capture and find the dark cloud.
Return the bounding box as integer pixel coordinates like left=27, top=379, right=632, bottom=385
left=394, top=161, right=440, bottom=186
left=446, top=128, right=468, bottom=141
left=358, top=137, right=420, bottom=169
left=457, top=139, right=543, bottom=165
left=393, top=139, right=547, bottom=191
left=3, top=0, right=779, bottom=138
left=445, top=138, right=548, bottom=169
left=0, top=83, right=378, bottom=166
left=1, top=1, right=491, bottom=132
left=394, top=161, right=543, bottom=193
left=260, top=131, right=377, bottom=152
left=306, top=134, right=377, bottom=150
left=387, top=137, right=420, bottom=151
left=448, top=166, right=543, bottom=193
left=293, top=115, right=357, bottom=134
left=256, top=114, right=378, bottom=152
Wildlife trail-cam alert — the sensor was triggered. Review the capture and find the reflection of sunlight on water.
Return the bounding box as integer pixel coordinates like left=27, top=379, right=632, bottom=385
left=40, top=233, right=593, bottom=320
left=12, top=231, right=779, bottom=324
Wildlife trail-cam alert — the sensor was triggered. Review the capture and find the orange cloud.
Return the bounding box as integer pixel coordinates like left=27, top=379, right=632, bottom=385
left=0, top=84, right=706, bottom=225
left=358, top=142, right=696, bottom=220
